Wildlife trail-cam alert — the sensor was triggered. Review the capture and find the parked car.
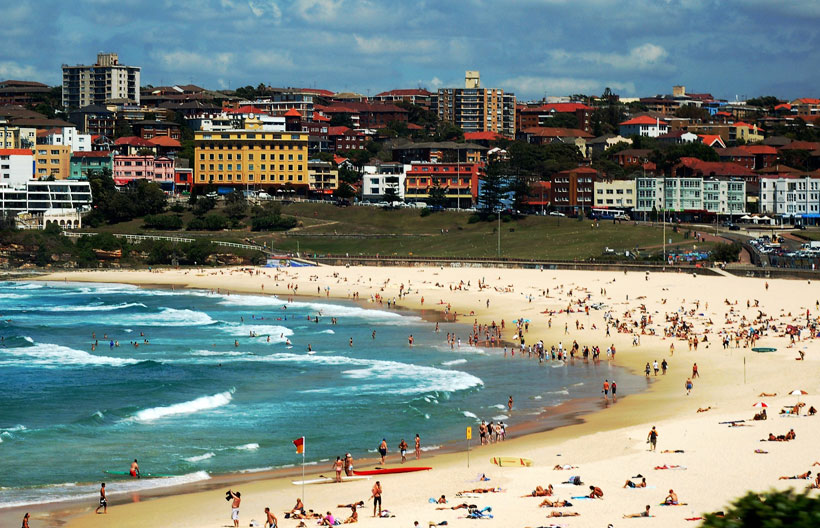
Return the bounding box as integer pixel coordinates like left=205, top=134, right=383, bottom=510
left=728, top=224, right=740, bottom=231
left=549, top=211, right=566, bottom=217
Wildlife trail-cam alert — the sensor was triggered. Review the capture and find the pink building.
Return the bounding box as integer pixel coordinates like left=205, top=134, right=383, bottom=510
left=113, top=155, right=174, bottom=185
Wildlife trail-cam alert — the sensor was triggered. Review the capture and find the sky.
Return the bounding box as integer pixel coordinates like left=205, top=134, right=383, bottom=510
left=2, top=0, right=819, bottom=101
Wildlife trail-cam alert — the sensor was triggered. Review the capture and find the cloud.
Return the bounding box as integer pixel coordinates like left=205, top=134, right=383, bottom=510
left=500, top=75, right=635, bottom=98
left=549, top=43, right=670, bottom=72
left=353, top=35, right=436, bottom=54
left=154, top=50, right=235, bottom=75
left=293, top=0, right=343, bottom=22
left=0, top=61, right=41, bottom=80
left=247, top=0, right=282, bottom=20
left=248, top=50, right=294, bottom=69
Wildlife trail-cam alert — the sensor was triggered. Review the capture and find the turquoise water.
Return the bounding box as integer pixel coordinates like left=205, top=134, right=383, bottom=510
left=0, top=281, right=642, bottom=508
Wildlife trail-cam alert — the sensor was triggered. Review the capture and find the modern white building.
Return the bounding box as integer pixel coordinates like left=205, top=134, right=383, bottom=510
left=38, top=127, right=91, bottom=152
left=362, top=162, right=410, bottom=202
left=594, top=179, right=636, bottom=209
left=0, top=149, right=34, bottom=186
left=62, top=52, right=141, bottom=108
left=0, top=180, right=92, bottom=214
left=635, top=176, right=746, bottom=216
left=759, top=175, right=820, bottom=217
left=619, top=116, right=669, bottom=137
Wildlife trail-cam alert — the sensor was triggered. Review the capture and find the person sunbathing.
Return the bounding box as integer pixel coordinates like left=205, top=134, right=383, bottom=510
left=553, top=464, right=578, bottom=470
left=436, top=503, right=473, bottom=511
left=540, top=499, right=573, bottom=508
left=779, top=470, right=811, bottom=480
left=288, top=498, right=305, bottom=515
left=664, top=489, right=679, bottom=505
left=523, top=485, right=553, bottom=497
left=588, top=486, right=604, bottom=499
left=624, top=477, right=647, bottom=488
left=758, top=392, right=777, bottom=397
left=661, top=449, right=685, bottom=453
left=435, top=495, right=447, bottom=504
left=753, top=409, right=768, bottom=421
left=697, top=407, right=712, bottom=413
left=342, top=504, right=358, bottom=524
left=785, top=429, right=796, bottom=440
left=654, top=465, right=685, bottom=470
left=623, top=505, right=652, bottom=518
left=548, top=511, right=580, bottom=517
left=457, top=487, right=500, bottom=494
left=337, top=501, right=364, bottom=509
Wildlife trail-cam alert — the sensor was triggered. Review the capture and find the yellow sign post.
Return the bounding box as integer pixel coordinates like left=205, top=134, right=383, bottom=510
left=466, top=426, right=472, bottom=467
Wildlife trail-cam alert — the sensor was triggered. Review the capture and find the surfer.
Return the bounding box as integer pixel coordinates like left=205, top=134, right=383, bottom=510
left=94, top=483, right=107, bottom=514
left=130, top=459, right=140, bottom=478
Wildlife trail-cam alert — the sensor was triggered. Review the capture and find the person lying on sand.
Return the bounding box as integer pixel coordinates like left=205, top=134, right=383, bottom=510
left=539, top=499, right=573, bottom=508
left=661, top=450, right=685, bottom=453
left=664, top=489, right=679, bottom=505
left=588, top=486, right=604, bottom=499
left=779, top=470, right=811, bottom=480
left=523, top=485, right=553, bottom=497
left=697, top=406, right=712, bottom=413
left=553, top=464, right=578, bottom=470
left=456, top=488, right=501, bottom=494
left=758, top=392, right=777, bottom=397
left=624, top=477, right=647, bottom=488
left=547, top=511, right=580, bottom=517
left=623, top=505, right=652, bottom=518
left=337, top=501, right=364, bottom=509
left=654, top=465, right=685, bottom=470
left=436, top=503, right=474, bottom=511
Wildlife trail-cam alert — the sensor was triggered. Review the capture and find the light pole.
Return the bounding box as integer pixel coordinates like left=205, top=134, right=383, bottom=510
left=497, top=208, right=501, bottom=257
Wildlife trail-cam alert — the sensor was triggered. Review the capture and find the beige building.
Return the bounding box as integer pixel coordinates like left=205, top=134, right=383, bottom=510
left=0, top=123, right=20, bottom=148
left=594, top=179, right=636, bottom=210
left=62, top=53, right=141, bottom=108
left=308, top=160, right=338, bottom=196
left=434, top=71, right=516, bottom=137
left=34, top=145, right=71, bottom=179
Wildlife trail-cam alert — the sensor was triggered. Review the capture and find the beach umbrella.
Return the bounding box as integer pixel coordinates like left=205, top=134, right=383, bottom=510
left=790, top=389, right=808, bottom=404
left=752, top=402, right=768, bottom=408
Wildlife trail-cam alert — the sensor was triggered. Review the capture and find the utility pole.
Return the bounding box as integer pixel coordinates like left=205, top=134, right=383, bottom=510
left=497, top=209, right=501, bottom=257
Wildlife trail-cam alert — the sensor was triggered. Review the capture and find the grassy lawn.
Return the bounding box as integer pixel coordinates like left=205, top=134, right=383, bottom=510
left=71, top=202, right=717, bottom=260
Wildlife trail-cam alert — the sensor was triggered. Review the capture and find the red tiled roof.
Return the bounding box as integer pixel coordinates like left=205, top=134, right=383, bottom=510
left=521, top=126, right=593, bottom=138
left=223, top=105, right=266, bottom=114
left=298, top=88, right=335, bottom=97
left=675, top=157, right=755, bottom=176
left=332, top=154, right=349, bottom=164
left=328, top=126, right=364, bottom=137
left=114, top=136, right=155, bottom=147
left=774, top=103, right=792, bottom=111
left=315, top=104, right=358, bottom=114
left=406, top=123, right=424, bottom=130
left=72, top=151, right=111, bottom=158
left=698, top=135, right=725, bottom=148
left=464, top=131, right=503, bottom=141
left=311, top=112, right=331, bottom=122
left=794, top=98, right=820, bottom=105
left=715, top=111, right=732, bottom=117
left=737, top=144, right=777, bottom=155
left=284, top=108, right=302, bottom=117
left=147, top=136, right=181, bottom=148
left=733, top=121, right=763, bottom=131
left=620, top=116, right=668, bottom=126
left=779, top=141, right=820, bottom=151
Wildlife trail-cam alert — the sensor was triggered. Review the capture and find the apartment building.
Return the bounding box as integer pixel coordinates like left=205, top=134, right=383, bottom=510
left=362, top=162, right=410, bottom=202
left=619, top=116, right=669, bottom=137
left=0, top=149, right=34, bottom=185
left=307, top=160, right=338, bottom=196
left=113, top=155, right=173, bottom=184
left=634, top=176, right=746, bottom=217
left=34, top=145, right=70, bottom=179
left=594, top=179, right=636, bottom=210
left=434, top=71, right=516, bottom=137
left=70, top=151, right=112, bottom=179
left=550, top=167, right=599, bottom=213
left=62, top=53, right=140, bottom=108
left=759, top=175, right=820, bottom=217
left=193, top=125, right=310, bottom=191
left=404, top=161, right=482, bottom=207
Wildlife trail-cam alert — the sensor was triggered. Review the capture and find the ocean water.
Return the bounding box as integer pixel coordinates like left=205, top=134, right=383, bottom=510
left=0, top=281, right=642, bottom=509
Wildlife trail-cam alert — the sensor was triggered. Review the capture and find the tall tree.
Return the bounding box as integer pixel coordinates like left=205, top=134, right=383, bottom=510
left=427, top=179, right=448, bottom=208
left=479, top=161, right=507, bottom=211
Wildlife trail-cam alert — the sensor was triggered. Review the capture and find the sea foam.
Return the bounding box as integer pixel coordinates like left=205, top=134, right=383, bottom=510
left=130, top=389, right=235, bottom=422
left=0, top=343, right=137, bottom=368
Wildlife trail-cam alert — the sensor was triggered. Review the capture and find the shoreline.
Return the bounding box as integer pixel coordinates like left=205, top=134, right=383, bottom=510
left=6, top=266, right=820, bottom=528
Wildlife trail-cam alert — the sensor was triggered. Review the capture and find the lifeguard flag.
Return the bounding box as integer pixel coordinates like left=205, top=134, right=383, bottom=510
left=293, top=436, right=304, bottom=454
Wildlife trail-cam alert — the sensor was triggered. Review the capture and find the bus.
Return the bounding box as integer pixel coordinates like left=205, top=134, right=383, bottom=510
left=591, top=208, right=629, bottom=220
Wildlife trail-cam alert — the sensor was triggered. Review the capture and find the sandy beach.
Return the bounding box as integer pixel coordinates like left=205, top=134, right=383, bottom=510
left=12, top=265, right=820, bottom=528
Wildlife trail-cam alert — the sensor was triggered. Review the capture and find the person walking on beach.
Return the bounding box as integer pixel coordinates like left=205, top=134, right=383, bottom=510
left=378, top=438, right=388, bottom=465
left=647, top=426, right=658, bottom=451
left=228, top=490, right=241, bottom=528
left=22, top=512, right=30, bottom=528
left=661, top=358, right=668, bottom=375
left=333, top=456, right=344, bottom=482
left=94, top=483, right=107, bottom=514
left=645, top=362, right=651, bottom=377
left=371, top=481, right=382, bottom=517
left=415, top=434, right=421, bottom=460
left=264, top=507, right=278, bottom=528
left=611, top=381, right=617, bottom=401
left=653, top=360, right=659, bottom=376
left=129, top=459, right=140, bottom=478
left=344, top=453, right=353, bottom=476
left=685, top=378, right=694, bottom=395
left=398, top=439, right=408, bottom=463
left=692, top=363, right=699, bottom=378
left=602, top=379, right=610, bottom=400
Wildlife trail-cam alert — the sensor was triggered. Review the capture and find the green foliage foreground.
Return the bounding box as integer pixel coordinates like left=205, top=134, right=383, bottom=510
left=702, top=489, right=820, bottom=528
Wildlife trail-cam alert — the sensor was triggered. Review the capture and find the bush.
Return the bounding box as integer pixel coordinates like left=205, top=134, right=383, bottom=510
left=467, top=213, right=481, bottom=224
left=170, top=203, right=185, bottom=214
left=711, top=242, right=742, bottom=262
left=702, top=489, right=820, bottom=527
left=251, top=214, right=297, bottom=231
left=193, top=196, right=216, bottom=216
left=187, top=213, right=228, bottom=231
left=143, top=214, right=183, bottom=230
left=419, top=207, right=431, bottom=217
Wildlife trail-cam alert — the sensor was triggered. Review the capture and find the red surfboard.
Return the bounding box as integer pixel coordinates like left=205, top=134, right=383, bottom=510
left=353, top=466, right=432, bottom=475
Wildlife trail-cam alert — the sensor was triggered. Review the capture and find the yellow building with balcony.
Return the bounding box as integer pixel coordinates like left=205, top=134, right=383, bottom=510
left=193, top=126, right=309, bottom=190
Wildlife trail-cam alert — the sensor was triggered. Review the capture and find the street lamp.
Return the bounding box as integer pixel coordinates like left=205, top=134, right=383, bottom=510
left=497, top=208, right=501, bottom=257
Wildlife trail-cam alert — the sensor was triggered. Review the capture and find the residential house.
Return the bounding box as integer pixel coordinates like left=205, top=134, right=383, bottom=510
left=611, top=149, right=652, bottom=167
left=634, top=176, right=745, bottom=218
left=132, top=120, right=181, bottom=140
left=759, top=174, right=820, bottom=219
left=0, top=80, right=51, bottom=106
left=70, top=151, right=112, bottom=179
left=372, top=89, right=432, bottom=108
left=619, top=116, right=669, bottom=137
left=0, top=148, right=34, bottom=186
left=523, top=181, right=551, bottom=213
left=517, top=126, right=593, bottom=154
left=594, top=179, right=637, bottom=210
left=113, top=155, right=174, bottom=184
left=391, top=141, right=486, bottom=164
left=114, top=136, right=157, bottom=156
left=516, top=103, right=593, bottom=133
left=585, top=134, right=632, bottom=159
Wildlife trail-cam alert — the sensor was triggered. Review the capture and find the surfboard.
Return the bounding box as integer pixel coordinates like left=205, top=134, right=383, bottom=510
left=752, top=347, right=777, bottom=353
left=103, top=470, right=177, bottom=478
left=489, top=456, right=532, bottom=467
left=291, top=475, right=371, bottom=485
left=353, top=466, right=432, bottom=475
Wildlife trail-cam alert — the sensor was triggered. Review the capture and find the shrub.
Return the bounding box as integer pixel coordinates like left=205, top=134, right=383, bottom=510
left=143, top=214, right=183, bottom=230
left=467, top=213, right=481, bottom=224
left=251, top=214, right=297, bottom=231
left=419, top=207, right=431, bottom=217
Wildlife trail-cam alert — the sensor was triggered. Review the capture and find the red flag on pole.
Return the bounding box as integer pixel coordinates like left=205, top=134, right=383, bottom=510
left=293, top=436, right=304, bottom=454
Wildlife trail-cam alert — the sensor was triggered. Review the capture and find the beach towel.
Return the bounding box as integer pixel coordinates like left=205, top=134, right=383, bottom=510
left=570, top=496, right=595, bottom=500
